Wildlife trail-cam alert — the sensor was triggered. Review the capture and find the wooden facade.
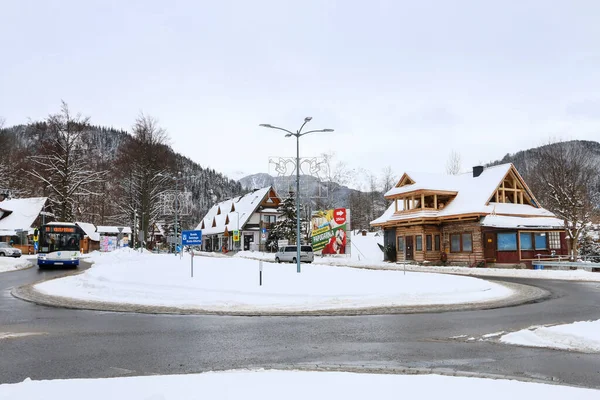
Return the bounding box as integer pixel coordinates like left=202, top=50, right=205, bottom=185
left=374, top=164, right=569, bottom=268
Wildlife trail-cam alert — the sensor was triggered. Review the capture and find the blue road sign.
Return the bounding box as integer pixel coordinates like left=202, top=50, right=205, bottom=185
left=34, top=242, right=39, bottom=251
left=182, top=230, right=202, bottom=246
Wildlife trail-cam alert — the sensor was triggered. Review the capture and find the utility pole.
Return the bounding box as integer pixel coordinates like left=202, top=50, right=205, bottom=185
left=259, top=118, right=334, bottom=273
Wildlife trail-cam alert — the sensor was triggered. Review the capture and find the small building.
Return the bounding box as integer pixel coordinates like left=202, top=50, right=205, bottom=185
left=196, top=187, right=282, bottom=252
left=75, top=222, right=101, bottom=253
left=0, top=197, right=50, bottom=254
left=371, top=164, right=568, bottom=267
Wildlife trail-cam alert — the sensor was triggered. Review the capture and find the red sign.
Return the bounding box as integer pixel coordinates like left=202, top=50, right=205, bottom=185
left=333, top=208, right=346, bottom=225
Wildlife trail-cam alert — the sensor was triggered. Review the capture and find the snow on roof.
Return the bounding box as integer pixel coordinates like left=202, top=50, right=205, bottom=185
left=96, top=226, right=132, bottom=234
left=373, top=164, right=556, bottom=225
left=0, top=197, right=48, bottom=234
left=196, top=187, right=279, bottom=235
left=480, top=215, right=565, bottom=229
left=76, top=222, right=100, bottom=241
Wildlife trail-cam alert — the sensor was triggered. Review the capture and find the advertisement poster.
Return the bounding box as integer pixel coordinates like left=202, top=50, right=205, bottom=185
left=310, top=208, right=350, bottom=255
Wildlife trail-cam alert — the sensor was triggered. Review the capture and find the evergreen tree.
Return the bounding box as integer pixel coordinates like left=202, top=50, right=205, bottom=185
left=268, top=193, right=299, bottom=250
left=579, top=232, right=600, bottom=258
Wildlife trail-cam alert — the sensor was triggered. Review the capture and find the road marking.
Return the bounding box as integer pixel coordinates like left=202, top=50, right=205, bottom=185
left=0, top=332, right=46, bottom=340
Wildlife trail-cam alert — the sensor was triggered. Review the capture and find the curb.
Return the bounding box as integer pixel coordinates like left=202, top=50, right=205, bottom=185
left=11, top=276, right=550, bottom=316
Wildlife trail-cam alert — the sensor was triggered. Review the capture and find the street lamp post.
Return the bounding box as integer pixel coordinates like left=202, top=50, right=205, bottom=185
left=259, top=117, right=334, bottom=273
left=174, top=171, right=180, bottom=257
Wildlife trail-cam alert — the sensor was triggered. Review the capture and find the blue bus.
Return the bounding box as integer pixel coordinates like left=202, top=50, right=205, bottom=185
left=37, top=222, right=85, bottom=268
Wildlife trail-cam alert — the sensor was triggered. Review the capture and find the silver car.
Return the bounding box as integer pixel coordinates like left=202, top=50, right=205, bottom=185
left=275, top=245, right=314, bottom=264
left=0, top=242, right=22, bottom=258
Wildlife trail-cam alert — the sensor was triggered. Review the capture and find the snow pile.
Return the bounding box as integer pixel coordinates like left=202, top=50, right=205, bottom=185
left=409, top=265, right=600, bottom=282
left=33, top=251, right=513, bottom=312
left=350, top=232, right=383, bottom=262
left=500, top=319, right=600, bottom=352
left=0, top=257, right=31, bottom=273
left=1, top=370, right=599, bottom=399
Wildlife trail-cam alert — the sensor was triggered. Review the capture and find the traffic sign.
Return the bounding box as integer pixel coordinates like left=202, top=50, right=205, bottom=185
left=182, top=230, right=202, bottom=245
left=34, top=242, right=39, bottom=251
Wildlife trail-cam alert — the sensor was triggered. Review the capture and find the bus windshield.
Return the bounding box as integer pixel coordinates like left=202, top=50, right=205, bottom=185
left=39, top=225, right=83, bottom=252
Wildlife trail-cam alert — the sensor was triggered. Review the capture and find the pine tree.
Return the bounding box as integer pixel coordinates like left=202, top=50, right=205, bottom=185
left=268, top=194, right=299, bottom=250
left=579, top=232, right=600, bottom=259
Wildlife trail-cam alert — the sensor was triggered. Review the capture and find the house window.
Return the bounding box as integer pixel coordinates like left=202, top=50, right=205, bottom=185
left=426, top=235, right=432, bottom=251
left=548, top=232, right=561, bottom=249
left=434, top=235, right=440, bottom=251
left=397, top=236, right=404, bottom=253
left=497, top=232, right=517, bottom=251
left=450, top=233, right=473, bottom=252
left=520, top=233, right=533, bottom=250
left=534, top=233, right=547, bottom=250
left=462, top=233, right=473, bottom=252
left=262, top=215, right=276, bottom=224
left=416, top=235, right=423, bottom=251
left=451, top=234, right=461, bottom=252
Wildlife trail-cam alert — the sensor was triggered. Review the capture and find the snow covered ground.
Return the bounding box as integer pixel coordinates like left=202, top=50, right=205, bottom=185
left=408, top=265, right=600, bottom=282
left=32, top=248, right=513, bottom=313
left=500, top=319, right=600, bottom=352
left=0, top=257, right=31, bottom=273
left=237, top=232, right=600, bottom=281
left=1, top=369, right=598, bottom=399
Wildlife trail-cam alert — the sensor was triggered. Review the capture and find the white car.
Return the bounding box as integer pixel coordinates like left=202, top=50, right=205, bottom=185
left=275, top=245, right=314, bottom=264
left=0, top=242, right=22, bottom=258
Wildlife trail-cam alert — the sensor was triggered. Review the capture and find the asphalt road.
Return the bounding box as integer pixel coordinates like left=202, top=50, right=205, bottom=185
left=1, top=261, right=600, bottom=388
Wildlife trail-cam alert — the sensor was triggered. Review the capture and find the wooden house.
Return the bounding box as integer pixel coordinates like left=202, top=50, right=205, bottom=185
left=371, top=164, right=568, bottom=267
left=0, top=197, right=51, bottom=254
left=196, top=187, right=282, bottom=252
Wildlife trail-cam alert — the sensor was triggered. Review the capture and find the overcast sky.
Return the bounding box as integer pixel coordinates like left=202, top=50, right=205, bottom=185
left=1, top=1, right=599, bottom=188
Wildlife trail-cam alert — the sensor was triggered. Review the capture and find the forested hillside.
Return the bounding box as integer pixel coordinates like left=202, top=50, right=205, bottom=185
left=0, top=103, right=242, bottom=241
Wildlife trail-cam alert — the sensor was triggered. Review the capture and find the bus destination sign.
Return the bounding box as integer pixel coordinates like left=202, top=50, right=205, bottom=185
left=45, top=226, right=77, bottom=233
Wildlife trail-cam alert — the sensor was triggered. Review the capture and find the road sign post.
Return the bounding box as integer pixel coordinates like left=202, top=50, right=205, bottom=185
left=182, top=230, right=202, bottom=278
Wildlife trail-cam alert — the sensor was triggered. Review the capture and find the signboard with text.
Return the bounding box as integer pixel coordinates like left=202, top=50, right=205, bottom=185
left=310, top=208, right=350, bottom=255
left=182, top=230, right=202, bottom=246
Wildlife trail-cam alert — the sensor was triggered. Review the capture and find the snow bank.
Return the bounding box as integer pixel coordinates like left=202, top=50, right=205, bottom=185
left=408, top=265, right=600, bottom=282
left=0, top=257, right=31, bottom=273
left=500, top=319, right=600, bottom=352
left=33, top=250, right=513, bottom=313
left=1, top=370, right=598, bottom=400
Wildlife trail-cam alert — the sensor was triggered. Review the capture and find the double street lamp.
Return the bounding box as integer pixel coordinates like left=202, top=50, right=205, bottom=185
left=157, top=171, right=196, bottom=257
left=259, top=117, right=334, bottom=273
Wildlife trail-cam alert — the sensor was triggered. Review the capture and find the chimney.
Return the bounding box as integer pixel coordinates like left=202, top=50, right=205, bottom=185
left=472, top=166, right=484, bottom=178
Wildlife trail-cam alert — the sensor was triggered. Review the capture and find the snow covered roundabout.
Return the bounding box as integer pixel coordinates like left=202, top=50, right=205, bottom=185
left=1, top=369, right=599, bottom=399
left=12, top=249, right=547, bottom=315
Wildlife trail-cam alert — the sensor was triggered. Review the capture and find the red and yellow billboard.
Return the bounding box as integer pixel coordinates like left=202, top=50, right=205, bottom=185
left=310, top=208, right=350, bottom=255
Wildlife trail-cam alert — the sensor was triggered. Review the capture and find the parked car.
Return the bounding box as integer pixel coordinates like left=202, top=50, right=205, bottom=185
left=275, top=245, right=314, bottom=264
left=0, top=242, right=22, bottom=258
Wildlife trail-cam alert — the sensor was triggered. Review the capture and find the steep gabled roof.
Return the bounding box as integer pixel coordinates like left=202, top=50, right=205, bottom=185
left=75, top=222, right=101, bottom=241
left=0, top=197, right=48, bottom=235
left=372, top=164, right=555, bottom=226
left=195, top=186, right=281, bottom=235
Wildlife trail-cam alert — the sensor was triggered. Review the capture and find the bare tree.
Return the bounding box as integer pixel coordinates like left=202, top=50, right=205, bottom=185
left=27, top=102, right=107, bottom=220
left=380, top=165, right=397, bottom=194
left=115, top=113, right=174, bottom=244
left=446, top=150, right=462, bottom=175
left=0, top=116, right=5, bottom=129
left=531, top=141, right=600, bottom=259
